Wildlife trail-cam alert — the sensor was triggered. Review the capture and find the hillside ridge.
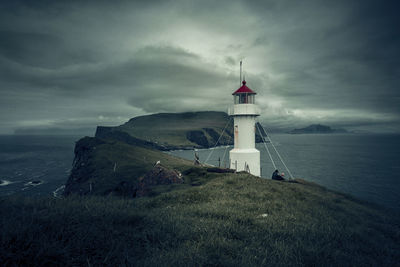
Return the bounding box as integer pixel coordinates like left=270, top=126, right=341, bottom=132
left=95, top=111, right=264, bottom=150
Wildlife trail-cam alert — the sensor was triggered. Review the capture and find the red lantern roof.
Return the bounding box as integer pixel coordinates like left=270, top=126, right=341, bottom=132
left=232, top=80, right=256, bottom=95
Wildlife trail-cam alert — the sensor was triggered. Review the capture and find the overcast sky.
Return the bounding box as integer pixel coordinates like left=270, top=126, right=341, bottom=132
left=0, top=0, right=399, bottom=134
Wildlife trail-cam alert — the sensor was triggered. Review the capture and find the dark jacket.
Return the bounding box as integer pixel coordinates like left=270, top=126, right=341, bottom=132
left=272, top=170, right=284, bottom=180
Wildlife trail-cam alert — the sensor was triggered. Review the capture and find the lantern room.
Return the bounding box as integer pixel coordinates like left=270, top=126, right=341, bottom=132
left=232, top=80, right=256, bottom=104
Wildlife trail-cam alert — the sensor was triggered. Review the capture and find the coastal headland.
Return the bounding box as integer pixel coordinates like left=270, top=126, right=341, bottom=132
left=1, top=111, right=399, bottom=266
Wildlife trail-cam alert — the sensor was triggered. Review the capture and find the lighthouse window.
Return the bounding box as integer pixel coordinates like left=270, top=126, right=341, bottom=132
left=249, top=95, right=255, bottom=104
left=234, top=95, right=239, bottom=104
left=239, top=94, right=247, bottom=104
left=235, top=94, right=255, bottom=104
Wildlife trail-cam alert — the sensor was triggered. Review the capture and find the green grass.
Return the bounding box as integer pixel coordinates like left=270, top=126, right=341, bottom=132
left=64, top=137, right=193, bottom=195
left=117, top=111, right=233, bottom=147
left=1, top=171, right=399, bottom=266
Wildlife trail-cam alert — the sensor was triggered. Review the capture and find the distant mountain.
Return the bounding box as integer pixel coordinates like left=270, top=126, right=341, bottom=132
left=95, top=111, right=265, bottom=150
left=289, top=124, right=347, bottom=134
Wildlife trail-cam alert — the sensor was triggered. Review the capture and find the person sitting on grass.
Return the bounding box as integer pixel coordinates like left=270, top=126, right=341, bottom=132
left=272, top=169, right=285, bottom=180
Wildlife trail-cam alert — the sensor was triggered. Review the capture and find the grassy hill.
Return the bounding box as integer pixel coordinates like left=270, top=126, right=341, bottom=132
left=118, top=111, right=232, bottom=147
left=1, top=170, right=399, bottom=266
left=63, top=136, right=193, bottom=196
left=95, top=111, right=264, bottom=150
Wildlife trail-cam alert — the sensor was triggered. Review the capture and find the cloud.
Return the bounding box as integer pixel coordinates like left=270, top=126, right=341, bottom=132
left=0, top=0, right=399, bottom=134
left=0, top=31, right=99, bottom=68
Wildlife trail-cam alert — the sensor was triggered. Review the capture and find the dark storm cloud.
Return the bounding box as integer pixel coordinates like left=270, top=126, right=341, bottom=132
left=0, top=0, right=399, bottom=134
left=0, top=31, right=98, bottom=68
left=1, top=44, right=228, bottom=101
left=246, top=0, right=400, bottom=131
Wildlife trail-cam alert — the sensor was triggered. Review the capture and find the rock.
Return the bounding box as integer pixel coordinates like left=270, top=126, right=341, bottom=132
left=136, top=164, right=183, bottom=197
left=203, top=128, right=220, bottom=143
left=63, top=137, right=106, bottom=196
left=186, top=130, right=209, bottom=147
left=206, top=167, right=235, bottom=173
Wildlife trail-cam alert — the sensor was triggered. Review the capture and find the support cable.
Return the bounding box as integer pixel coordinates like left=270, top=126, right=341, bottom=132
left=258, top=123, right=294, bottom=179
left=256, top=123, right=277, bottom=170
left=204, top=117, right=233, bottom=165
left=221, top=129, right=232, bottom=168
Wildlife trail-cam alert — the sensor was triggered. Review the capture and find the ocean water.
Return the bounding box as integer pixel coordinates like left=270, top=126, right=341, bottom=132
left=0, top=135, right=78, bottom=197
left=168, top=134, right=400, bottom=211
left=0, top=134, right=399, bottom=211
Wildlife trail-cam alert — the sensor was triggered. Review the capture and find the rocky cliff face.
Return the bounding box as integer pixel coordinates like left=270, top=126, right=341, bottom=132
left=135, top=164, right=183, bottom=197
left=64, top=137, right=106, bottom=196
left=64, top=136, right=190, bottom=197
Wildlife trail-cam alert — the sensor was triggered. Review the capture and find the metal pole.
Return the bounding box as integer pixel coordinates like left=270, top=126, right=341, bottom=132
left=240, top=61, right=242, bottom=85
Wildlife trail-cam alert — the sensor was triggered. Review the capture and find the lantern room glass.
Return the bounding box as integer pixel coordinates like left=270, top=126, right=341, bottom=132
left=234, top=94, right=255, bottom=104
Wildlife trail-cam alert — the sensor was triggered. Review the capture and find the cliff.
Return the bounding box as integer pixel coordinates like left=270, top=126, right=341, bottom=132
left=64, top=112, right=268, bottom=197
left=64, top=136, right=192, bottom=197
left=95, top=111, right=265, bottom=150
left=65, top=111, right=267, bottom=197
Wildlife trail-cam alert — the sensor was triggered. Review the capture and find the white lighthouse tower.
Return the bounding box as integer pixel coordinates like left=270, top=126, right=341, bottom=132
left=229, top=80, right=261, bottom=176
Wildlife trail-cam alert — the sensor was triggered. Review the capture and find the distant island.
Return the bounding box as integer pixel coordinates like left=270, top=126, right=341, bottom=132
left=289, top=124, right=347, bottom=134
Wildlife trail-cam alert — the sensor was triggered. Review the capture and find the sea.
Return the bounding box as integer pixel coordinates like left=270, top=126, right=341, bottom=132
left=167, top=134, right=400, bottom=211
left=0, top=134, right=399, bottom=211
left=0, top=135, right=79, bottom=198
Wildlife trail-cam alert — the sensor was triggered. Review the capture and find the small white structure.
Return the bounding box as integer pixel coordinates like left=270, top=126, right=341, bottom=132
left=229, top=80, right=260, bottom=176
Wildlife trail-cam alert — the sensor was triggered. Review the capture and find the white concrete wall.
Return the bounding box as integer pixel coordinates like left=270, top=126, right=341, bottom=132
left=230, top=148, right=260, bottom=176
left=228, top=104, right=260, bottom=116
left=228, top=102, right=261, bottom=176
left=234, top=116, right=256, bottom=149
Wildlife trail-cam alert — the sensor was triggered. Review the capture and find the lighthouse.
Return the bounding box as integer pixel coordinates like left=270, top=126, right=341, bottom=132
left=229, top=80, right=261, bottom=176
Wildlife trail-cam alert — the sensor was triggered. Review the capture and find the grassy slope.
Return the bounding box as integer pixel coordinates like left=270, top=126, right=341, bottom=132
left=64, top=137, right=193, bottom=195
left=1, top=171, right=399, bottom=266
left=117, top=111, right=233, bottom=147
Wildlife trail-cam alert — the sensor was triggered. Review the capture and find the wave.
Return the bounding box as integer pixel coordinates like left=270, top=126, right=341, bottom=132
left=0, top=179, right=13, bottom=186
left=24, top=180, right=43, bottom=187
left=53, top=185, right=65, bottom=198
